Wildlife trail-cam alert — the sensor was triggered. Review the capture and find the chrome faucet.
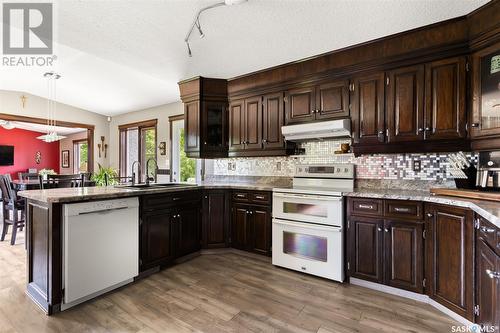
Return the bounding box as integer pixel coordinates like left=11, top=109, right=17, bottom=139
left=131, top=161, right=141, bottom=185
left=145, top=158, right=158, bottom=186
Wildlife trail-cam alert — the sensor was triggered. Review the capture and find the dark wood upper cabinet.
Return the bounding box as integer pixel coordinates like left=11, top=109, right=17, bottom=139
left=316, top=80, right=350, bottom=120
left=351, top=72, right=386, bottom=145
left=386, top=65, right=425, bottom=142
left=178, top=77, right=228, bottom=158
left=244, top=96, right=263, bottom=150
left=262, top=92, right=285, bottom=150
left=384, top=220, right=424, bottom=293
left=202, top=190, right=229, bottom=249
left=476, top=238, right=500, bottom=328
left=228, top=99, right=245, bottom=152
left=285, top=86, right=316, bottom=124
left=471, top=42, right=500, bottom=150
left=424, top=57, right=467, bottom=140
left=348, top=215, right=384, bottom=284
left=426, top=204, right=474, bottom=321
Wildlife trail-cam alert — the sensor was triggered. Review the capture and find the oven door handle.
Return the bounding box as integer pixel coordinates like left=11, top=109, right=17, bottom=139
left=272, top=218, right=342, bottom=232
left=273, top=193, right=343, bottom=201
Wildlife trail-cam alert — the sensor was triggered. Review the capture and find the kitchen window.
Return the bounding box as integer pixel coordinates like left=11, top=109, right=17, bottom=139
left=119, top=119, right=157, bottom=182
left=73, top=139, right=88, bottom=173
left=169, top=115, right=201, bottom=183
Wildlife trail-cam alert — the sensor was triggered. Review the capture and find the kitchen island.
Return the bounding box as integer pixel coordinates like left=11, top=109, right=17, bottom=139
left=18, top=183, right=276, bottom=315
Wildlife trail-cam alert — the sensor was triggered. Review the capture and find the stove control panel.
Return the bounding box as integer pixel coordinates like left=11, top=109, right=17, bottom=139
left=295, top=164, right=355, bottom=179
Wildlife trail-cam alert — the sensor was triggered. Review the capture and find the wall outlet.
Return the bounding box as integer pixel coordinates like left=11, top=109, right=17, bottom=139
left=413, top=160, right=421, bottom=172
left=276, top=161, right=282, bottom=171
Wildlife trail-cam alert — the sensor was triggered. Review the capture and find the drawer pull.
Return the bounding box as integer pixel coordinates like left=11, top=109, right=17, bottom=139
left=172, top=197, right=181, bottom=201
left=480, top=226, right=496, bottom=233
left=255, top=195, right=265, bottom=200
left=236, top=194, right=246, bottom=198
left=358, top=204, right=374, bottom=209
left=394, top=207, right=410, bottom=213
left=486, top=269, right=500, bottom=279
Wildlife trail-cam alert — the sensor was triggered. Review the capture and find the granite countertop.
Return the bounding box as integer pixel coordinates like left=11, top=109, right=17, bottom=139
left=345, top=188, right=500, bottom=229
left=18, top=182, right=285, bottom=204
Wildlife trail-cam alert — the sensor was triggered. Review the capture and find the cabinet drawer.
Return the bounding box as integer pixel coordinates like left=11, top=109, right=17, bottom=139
left=251, top=192, right=271, bottom=204
left=477, top=216, right=499, bottom=255
left=385, top=200, right=423, bottom=220
left=349, top=198, right=383, bottom=216
left=232, top=192, right=250, bottom=202
left=142, top=190, right=200, bottom=211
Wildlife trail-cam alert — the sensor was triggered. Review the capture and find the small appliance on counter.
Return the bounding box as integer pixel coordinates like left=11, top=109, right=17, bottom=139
left=477, top=151, right=500, bottom=190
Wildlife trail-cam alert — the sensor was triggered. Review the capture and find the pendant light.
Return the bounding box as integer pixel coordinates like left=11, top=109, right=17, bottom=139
left=37, top=72, right=66, bottom=143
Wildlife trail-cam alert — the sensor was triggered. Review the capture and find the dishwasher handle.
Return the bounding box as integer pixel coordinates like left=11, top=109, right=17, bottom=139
left=78, top=206, right=129, bottom=215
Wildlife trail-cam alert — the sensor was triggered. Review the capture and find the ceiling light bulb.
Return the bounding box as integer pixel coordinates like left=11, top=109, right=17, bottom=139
left=186, top=42, right=192, bottom=57
left=224, top=0, right=247, bottom=5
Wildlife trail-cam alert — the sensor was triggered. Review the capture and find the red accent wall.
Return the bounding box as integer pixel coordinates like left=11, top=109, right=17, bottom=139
left=0, top=127, right=60, bottom=180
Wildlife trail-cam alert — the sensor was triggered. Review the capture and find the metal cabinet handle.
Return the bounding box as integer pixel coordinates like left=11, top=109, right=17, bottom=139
left=377, top=227, right=383, bottom=232
left=480, top=226, right=495, bottom=233
left=418, top=128, right=424, bottom=133
left=471, top=123, right=480, bottom=128
left=262, top=139, right=267, bottom=144
left=384, top=228, right=390, bottom=233
left=358, top=204, right=374, bottom=209
left=425, top=127, right=432, bottom=132
left=172, top=197, right=181, bottom=201
left=486, top=269, right=500, bottom=279
left=236, top=194, right=246, bottom=198
left=378, top=131, right=384, bottom=135
left=255, top=195, right=265, bottom=200
left=204, top=195, right=208, bottom=199
left=426, top=213, right=433, bottom=218
left=394, top=207, right=410, bottom=213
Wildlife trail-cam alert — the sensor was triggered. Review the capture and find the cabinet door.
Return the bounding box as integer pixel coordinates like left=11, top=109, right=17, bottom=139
left=142, top=210, right=174, bottom=269
left=202, top=101, right=226, bottom=153
left=285, top=86, right=316, bottom=124
left=351, top=73, right=386, bottom=145
left=471, top=42, right=500, bottom=138
left=184, top=101, right=200, bottom=154
left=316, top=80, right=350, bottom=120
left=426, top=204, right=474, bottom=321
left=244, top=96, right=263, bottom=150
left=476, top=239, right=500, bottom=328
left=384, top=220, right=424, bottom=293
left=424, top=57, right=467, bottom=140
left=176, top=205, right=200, bottom=257
left=386, top=65, right=425, bottom=142
left=229, top=100, right=245, bottom=151
left=202, top=191, right=228, bottom=248
left=348, top=216, right=384, bottom=283
left=232, top=204, right=249, bottom=250
left=262, top=92, right=285, bottom=150
left=250, top=207, right=271, bottom=256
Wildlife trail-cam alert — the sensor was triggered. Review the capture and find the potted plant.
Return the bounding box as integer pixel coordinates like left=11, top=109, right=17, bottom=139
left=91, top=163, right=118, bottom=186
left=38, top=169, right=57, bottom=180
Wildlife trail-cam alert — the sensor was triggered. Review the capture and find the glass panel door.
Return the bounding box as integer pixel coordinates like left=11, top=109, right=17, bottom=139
left=283, top=231, right=328, bottom=262
left=171, top=119, right=198, bottom=183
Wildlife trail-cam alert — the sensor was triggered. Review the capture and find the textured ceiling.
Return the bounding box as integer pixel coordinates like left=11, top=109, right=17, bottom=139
left=0, top=0, right=490, bottom=116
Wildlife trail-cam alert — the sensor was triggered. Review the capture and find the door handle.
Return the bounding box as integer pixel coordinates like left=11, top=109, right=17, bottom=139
left=480, top=226, right=495, bottom=233
left=486, top=269, right=500, bottom=279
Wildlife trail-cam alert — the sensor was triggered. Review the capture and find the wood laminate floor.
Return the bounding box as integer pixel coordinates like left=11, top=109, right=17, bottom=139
left=0, top=229, right=459, bottom=333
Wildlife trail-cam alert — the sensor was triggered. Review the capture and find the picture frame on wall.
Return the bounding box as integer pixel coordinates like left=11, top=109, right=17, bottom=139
left=61, top=150, right=70, bottom=168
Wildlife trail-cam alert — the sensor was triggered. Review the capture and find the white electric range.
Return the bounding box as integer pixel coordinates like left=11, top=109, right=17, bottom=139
left=272, top=163, right=355, bottom=282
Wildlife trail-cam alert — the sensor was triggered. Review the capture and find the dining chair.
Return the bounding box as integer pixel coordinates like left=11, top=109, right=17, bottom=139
left=0, top=175, right=25, bottom=245
left=40, top=174, right=85, bottom=189
left=18, top=172, right=39, bottom=181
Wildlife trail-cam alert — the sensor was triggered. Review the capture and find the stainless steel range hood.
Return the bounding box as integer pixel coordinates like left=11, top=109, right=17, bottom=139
left=281, top=119, right=351, bottom=141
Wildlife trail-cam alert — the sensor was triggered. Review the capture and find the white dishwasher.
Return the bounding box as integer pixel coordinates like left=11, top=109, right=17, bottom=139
left=62, top=197, right=139, bottom=310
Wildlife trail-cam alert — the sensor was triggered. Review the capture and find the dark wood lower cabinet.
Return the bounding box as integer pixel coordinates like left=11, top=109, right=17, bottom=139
left=426, top=204, right=474, bottom=321
left=141, top=209, right=175, bottom=270
left=175, top=205, right=201, bottom=257
left=202, top=190, right=230, bottom=248
left=231, top=201, right=272, bottom=256
left=348, top=216, right=384, bottom=284
left=476, top=239, right=500, bottom=328
left=385, top=220, right=424, bottom=293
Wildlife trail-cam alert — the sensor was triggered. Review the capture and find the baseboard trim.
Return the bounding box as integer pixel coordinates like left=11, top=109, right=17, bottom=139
left=349, top=278, right=474, bottom=326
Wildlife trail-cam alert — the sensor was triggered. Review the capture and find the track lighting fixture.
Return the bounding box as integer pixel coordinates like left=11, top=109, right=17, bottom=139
left=184, top=0, right=248, bottom=57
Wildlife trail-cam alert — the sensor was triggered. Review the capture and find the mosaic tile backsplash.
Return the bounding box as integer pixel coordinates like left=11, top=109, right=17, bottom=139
left=209, top=139, right=477, bottom=182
